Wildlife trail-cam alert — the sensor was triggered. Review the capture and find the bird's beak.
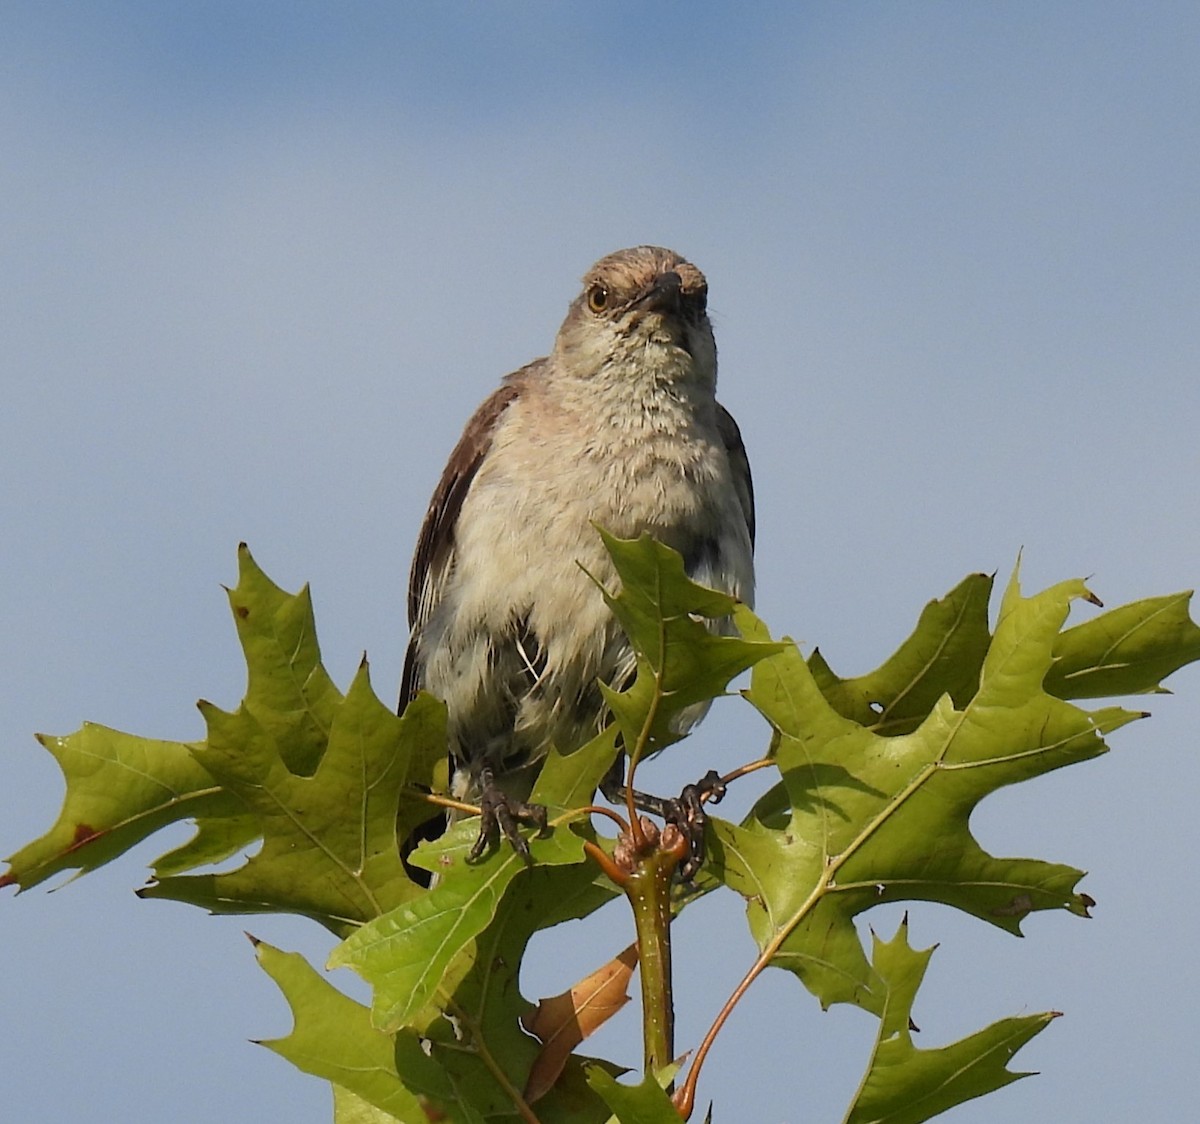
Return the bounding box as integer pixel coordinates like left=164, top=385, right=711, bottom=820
left=633, top=270, right=683, bottom=314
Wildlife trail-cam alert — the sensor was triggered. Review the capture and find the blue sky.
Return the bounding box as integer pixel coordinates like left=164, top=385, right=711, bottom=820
left=3, top=4, right=1198, bottom=1121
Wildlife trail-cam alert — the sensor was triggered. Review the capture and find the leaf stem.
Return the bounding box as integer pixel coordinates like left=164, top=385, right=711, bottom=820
left=420, top=791, right=480, bottom=816
left=623, top=683, right=663, bottom=852
left=673, top=867, right=832, bottom=1118
left=677, top=754, right=952, bottom=1115
left=583, top=840, right=629, bottom=886
left=715, top=757, right=775, bottom=789
left=623, top=572, right=672, bottom=849
left=577, top=804, right=631, bottom=832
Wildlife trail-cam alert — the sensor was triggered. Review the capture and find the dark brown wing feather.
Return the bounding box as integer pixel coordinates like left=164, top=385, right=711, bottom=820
left=399, top=375, right=525, bottom=710
left=716, top=403, right=755, bottom=548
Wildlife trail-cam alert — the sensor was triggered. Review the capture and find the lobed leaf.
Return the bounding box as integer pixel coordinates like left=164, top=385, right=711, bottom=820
left=142, top=670, right=444, bottom=934
left=152, top=810, right=262, bottom=878
left=225, top=543, right=343, bottom=774
left=255, top=939, right=448, bottom=1120
left=259, top=915, right=616, bottom=1123
left=1, top=725, right=232, bottom=891
left=530, top=725, right=626, bottom=821
left=1046, top=590, right=1200, bottom=699
left=809, top=573, right=993, bottom=735
left=2, top=544, right=351, bottom=891
left=843, top=918, right=1055, bottom=1123
left=330, top=825, right=588, bottom=1032
left=717, top=567, right=1146, bottom=1015
left=586, top=1068, right=682, bottom=1124
left=425, top=857, right=620, bottom=1121
left=592, top=530, right=785, bottom=761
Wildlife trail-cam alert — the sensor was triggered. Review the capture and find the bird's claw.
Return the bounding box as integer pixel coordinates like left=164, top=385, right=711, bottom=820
left=469, top=772, right=549, bottom=862
left=661, top=769, right=725, bottom=881
left=601, top=763, right=726, bottom=881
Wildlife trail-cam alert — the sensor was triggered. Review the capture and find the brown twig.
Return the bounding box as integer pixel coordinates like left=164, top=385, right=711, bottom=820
left=419, top=790, right=480, bottom=816
left=713, top=756, right=774, bottom=792
left=577, top=804, right=631, bottom=832
left=583, top=839, right=629, bottom=886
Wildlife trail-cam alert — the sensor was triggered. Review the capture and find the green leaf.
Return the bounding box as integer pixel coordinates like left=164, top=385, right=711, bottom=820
left=531, top=726, right=625, bottom=818
left=154, top=545, right=353, bottom=879
left=255, top=939, right=449, bottom=1121
left=3, top=544, right=352, bottom=891
left=331, top=1087, right=402, bottom=1124
left=843, top=918, right=1056, bottom=1123
left=591, top=530, right=785, bottom=761
left=330, top=824, right=588, bottom=1032
left=258, top=933, right=589, bottom=1124
left=587, top=1067, right=681, bottom=1123
left=425, top=859, right=620, bottom=1121
left=226, top=543, right=343, bottom=775
left=1, top=724, right=231, bottom=891
left=718, top=566, right=1145, bottom=1014
left=809, top=573, right=994, bottom=735
left=151, top=810, right=262, bottom=878
left=142, top=670, right=444, bottom=934
left=1046, top=590, right=1200, bottom=698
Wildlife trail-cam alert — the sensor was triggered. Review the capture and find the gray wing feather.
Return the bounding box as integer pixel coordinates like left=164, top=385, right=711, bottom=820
left=716, top=403, right=755, bottom=549
left=399, top=375, right=525, bottom=709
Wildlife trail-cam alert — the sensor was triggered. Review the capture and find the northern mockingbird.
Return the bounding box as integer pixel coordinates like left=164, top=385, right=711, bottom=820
left=401, top=245, right=754, bottom=870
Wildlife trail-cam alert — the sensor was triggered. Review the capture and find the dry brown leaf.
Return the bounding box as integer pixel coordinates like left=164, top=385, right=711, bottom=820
left=520, top=942, right=639, bottom=1102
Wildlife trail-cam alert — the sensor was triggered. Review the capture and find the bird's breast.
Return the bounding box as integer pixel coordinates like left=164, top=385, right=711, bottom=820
left=418, top=380, right=752, bottom=774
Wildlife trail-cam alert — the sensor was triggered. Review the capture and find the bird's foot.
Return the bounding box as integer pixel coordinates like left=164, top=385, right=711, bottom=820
left=468, top=769, right=549, bottom=862
left=601, top=763, right=726, bottom=881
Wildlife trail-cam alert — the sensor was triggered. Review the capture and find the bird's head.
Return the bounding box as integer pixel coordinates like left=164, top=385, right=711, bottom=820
left=552, top=246, right=717, bottom=393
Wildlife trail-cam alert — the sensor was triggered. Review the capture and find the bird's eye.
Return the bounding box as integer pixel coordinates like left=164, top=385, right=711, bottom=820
left=587, top=284, right=609, bottom=313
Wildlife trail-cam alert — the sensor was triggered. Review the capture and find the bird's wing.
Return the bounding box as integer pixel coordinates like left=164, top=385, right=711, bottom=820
left=716, top=403, right=755, bottom=549
left=399, top=374, right=525, bottom=709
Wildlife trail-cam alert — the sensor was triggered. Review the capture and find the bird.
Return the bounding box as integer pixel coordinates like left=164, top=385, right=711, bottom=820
left=400, top=245, right=755, bottom=871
